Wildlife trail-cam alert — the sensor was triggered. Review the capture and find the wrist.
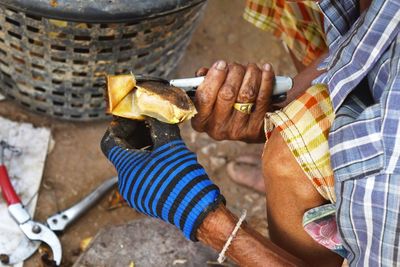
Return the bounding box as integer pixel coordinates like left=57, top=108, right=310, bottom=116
left=196, top=205, right=237, bottom=250
left=196, top=205, right=305, bottom=267
left=188, top=194, right=225, bottom=241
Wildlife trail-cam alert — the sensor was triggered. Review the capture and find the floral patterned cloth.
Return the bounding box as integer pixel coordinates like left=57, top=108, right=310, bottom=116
left=303, top=204, right=347, bottom=258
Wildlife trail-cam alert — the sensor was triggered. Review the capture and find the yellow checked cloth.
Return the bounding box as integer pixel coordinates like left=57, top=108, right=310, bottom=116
left=243, top=0, right=326, bottom=66
left=264, top=84, right=336, bottom=203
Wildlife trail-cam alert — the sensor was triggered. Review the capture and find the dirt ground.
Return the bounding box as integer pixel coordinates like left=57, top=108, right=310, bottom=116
left=0, top=0, right=296, bottom=266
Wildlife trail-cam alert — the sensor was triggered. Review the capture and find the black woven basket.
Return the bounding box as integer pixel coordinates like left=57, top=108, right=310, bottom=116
left=0, top=0, right=206, bottom=120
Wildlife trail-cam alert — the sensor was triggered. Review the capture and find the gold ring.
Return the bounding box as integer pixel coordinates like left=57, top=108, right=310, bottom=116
left=233, top=103, right=254, bottom=114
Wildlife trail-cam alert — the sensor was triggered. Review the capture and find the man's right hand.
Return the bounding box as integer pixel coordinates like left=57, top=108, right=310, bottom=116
left=191, top=60, right=275, bottom=143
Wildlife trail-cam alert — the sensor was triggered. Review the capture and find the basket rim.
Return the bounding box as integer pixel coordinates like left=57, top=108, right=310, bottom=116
left=0, top=0, right=206, bottom=23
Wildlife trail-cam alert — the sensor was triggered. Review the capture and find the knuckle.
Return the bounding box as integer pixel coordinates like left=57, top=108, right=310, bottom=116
left=204, top=68, right=226, bottom=85
left=195, top=91, right=211, bottom=107
left=230, top=63, right=246, bottom=75
left=239, top=83, right=257, bottom=102
left=238, top=66, right=261, bottom=102
left=219, top=83, right=237, bottom=101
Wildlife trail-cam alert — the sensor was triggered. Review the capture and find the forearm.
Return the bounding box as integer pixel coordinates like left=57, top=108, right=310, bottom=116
left=276, top=51, right=327, bottom=108
left=197, top=205, right=305, bottom=267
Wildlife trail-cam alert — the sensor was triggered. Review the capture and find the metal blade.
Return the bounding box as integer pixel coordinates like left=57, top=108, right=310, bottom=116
left=20, top=221, right=62, bottom=266
left=1, top=237, right=40, bottom=265
left=134, top=74, right=169, bottom=84
left=3, top=176, right=118, bottom=265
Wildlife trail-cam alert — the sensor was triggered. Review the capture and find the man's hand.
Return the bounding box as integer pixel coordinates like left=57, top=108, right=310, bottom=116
left=191, top=60, right=275, bottom=143
left=100, top=118, right=304, bottom=267
left=101, top=117, right=224, bottom=241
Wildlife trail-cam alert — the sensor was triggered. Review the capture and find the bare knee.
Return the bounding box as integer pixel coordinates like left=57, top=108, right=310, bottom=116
left=262, top=129, right=325, bottom=206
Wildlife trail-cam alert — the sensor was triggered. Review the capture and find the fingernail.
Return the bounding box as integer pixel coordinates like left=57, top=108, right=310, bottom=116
left=263, top=63, right=271, bottom=72
left=214, top=60, right=227, bottom=70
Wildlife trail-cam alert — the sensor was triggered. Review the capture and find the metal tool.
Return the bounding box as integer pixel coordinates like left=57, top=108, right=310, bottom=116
left=135, top=74, right=293, bottom=97
left=2, top=176, right=118, bottom=265
left=46, top=176, right=118, bottom=232
left=1, top=238, right=40, bottom=266
left=0, top=141, right=62, bottom=266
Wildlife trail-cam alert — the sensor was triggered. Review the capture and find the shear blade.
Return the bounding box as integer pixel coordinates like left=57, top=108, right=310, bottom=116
left=134, top=74, right=169, bottom=84
left=2, top=237, right=40, bottom=265
left=19, top=221, right=62, bottom=266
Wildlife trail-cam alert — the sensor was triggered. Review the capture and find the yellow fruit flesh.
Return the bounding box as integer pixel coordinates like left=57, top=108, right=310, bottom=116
left=106, top=74, right=197, bottom=124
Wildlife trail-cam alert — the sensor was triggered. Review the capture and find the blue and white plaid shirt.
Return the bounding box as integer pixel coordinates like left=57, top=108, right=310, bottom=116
left=314, top=0, right=400, bottom=265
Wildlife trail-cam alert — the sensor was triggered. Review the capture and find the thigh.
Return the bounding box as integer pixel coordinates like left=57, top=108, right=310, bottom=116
left=262, top=129, right=342, bottom=266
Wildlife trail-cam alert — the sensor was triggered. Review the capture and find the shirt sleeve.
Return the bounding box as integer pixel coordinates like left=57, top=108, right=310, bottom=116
left=317, top=0, right=400, bottom=111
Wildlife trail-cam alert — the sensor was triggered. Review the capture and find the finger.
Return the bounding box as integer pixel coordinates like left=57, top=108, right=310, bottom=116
left=230, top=63, right=262, bottom=139
left=192, top=60, right=228, bottom=132
left=248, top=63, right=275, bottom=131
left=207, top=63, right=245, bottom=138
left=195, top=67, right=209, bottom=77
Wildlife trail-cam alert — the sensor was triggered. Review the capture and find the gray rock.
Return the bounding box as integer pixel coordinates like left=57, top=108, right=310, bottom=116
left=73, top=218, right=226, bottom=267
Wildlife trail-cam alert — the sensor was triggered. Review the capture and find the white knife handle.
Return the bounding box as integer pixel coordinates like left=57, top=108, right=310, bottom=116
left=274, top=76, right=293, bottom=95
left=170, top=76, right=205, bottom=88
left=170, top=76, right=292, bottom=95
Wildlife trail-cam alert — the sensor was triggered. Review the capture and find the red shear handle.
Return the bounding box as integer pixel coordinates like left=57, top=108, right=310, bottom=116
left=0, top=165, right=21, bottom=205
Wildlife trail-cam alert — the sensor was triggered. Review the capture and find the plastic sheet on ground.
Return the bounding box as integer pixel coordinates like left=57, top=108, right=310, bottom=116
left=0, top=117, right=51, bottom=267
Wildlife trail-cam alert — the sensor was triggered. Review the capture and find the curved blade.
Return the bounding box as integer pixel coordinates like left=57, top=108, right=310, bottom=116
left=134, top=74, right=169, bottom=84
left=2, top=237, right=40, bottom=265
left=19, top=221, right=62, bottom=266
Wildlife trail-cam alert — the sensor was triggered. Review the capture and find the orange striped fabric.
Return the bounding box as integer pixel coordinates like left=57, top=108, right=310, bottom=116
left=243, top=0, right=327, bottom=65
left=264, top=84, right=336, bottom=202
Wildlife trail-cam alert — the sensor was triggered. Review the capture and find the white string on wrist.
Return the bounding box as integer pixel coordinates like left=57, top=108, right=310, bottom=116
left=217, top=209, right=247, bottom=264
